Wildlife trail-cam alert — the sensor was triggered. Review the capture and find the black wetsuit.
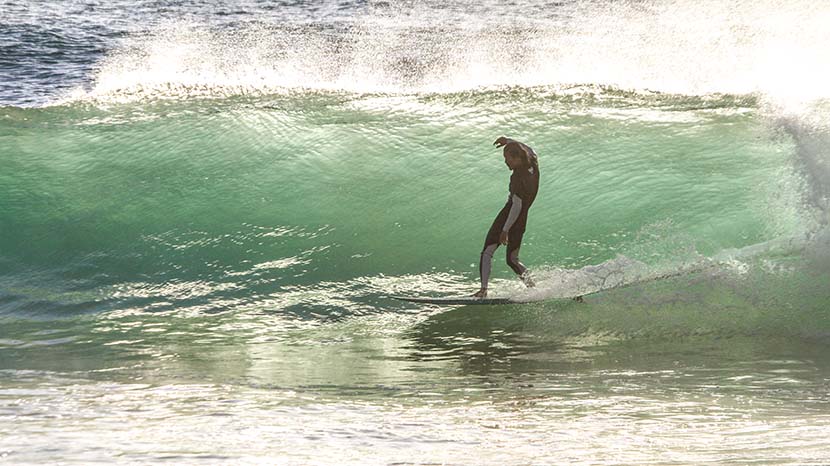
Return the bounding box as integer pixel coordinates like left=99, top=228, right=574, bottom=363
left=481, top=143, right=540, bottom=277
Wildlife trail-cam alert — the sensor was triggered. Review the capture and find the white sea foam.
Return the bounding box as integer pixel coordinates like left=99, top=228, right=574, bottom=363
left=63, top=0, right=830, bottom=105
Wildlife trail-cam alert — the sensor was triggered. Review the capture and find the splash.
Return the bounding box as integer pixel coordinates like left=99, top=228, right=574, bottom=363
left=61, top=0, right=830, bottom=105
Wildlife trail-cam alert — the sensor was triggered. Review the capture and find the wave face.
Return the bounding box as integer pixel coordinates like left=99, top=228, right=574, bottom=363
left=1, top=0, right=829, bottom=339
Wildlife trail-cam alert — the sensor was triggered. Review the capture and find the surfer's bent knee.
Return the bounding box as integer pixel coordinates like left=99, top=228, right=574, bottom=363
left=506, top=248, right=526, bottom=275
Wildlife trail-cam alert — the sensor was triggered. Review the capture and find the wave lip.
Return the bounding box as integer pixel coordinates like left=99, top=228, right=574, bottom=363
left=55, top=0, right=830, bottom=105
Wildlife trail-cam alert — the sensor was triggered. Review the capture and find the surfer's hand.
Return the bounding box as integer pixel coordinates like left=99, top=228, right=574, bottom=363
left=499, top=231, right=508, bottom=245
left=493, top=136, right=509, bottom=148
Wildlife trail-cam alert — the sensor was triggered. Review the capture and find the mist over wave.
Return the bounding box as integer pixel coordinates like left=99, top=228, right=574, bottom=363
left=58, top=0, right=830, bottom=104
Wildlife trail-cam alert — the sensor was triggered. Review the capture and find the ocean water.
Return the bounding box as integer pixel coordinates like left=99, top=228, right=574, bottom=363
left=2, top=0, right=830, bottom=464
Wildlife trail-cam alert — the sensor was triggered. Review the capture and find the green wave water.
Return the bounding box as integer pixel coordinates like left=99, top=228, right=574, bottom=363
left=1, top=87, right=827, bottom=337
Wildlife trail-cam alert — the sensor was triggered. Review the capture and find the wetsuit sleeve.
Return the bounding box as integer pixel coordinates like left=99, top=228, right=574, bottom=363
left=502, top=194, right=523, bottom=232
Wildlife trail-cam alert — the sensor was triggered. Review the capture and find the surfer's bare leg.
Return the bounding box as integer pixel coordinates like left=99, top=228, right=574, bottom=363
left=475, top=243, right=499, bottom=298
left=507, top=248, right=535, bottom=288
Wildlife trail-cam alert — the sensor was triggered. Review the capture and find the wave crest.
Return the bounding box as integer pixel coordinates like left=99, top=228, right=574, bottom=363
left=62, top=0, right=830, bottom=104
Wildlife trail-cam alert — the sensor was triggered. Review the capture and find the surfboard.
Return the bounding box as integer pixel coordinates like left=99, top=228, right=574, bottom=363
left=392, top=295, right=517, bottom=305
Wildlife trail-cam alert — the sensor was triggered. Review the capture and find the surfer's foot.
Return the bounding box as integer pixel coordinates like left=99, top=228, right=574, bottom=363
left=521, top=272, right=535, bottom=288
left=472, top=288, right=488, bottom=298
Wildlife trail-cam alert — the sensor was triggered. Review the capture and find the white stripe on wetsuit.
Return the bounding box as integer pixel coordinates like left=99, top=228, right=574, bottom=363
left=502, top=194, right=522, bottom=233
left=480, top=243, right=497, bottom=290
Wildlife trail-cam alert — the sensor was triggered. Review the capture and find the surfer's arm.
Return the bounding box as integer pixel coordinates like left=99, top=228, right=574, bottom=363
left=494, top=136, right=519, bottom=148
left=502, top=194, right=522, bottom=233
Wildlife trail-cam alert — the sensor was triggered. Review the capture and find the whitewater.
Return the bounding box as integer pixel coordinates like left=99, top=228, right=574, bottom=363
left=1, top=0, right=830, bottom=464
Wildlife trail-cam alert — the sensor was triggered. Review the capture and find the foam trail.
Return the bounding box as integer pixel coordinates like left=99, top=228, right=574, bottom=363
left=509, top=232, right=811, bottom=304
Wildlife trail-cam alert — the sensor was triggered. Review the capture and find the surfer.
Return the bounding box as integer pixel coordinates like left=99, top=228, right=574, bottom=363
left=473, top=137, right=539, bottom=298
